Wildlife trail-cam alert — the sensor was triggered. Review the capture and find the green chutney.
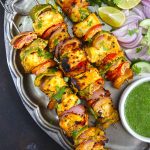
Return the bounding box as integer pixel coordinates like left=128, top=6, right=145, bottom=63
left=125, top=81, right=150, bottom=137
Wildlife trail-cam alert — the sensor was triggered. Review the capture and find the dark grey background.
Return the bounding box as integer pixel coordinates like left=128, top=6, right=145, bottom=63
left=0, top=0, right=63, bottom=149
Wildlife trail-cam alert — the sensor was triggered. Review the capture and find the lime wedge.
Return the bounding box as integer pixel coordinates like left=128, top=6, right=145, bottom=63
left=116, top=0, right=141, bottom=9
left=98, top=6, right=126, bottom=28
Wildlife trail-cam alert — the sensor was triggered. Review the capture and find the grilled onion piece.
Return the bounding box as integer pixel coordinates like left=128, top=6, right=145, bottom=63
left=11, top=32, right=37, bottom=49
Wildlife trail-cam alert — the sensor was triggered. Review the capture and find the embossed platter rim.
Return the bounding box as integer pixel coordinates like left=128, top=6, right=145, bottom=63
left=3, top=0, right=150, bottom=149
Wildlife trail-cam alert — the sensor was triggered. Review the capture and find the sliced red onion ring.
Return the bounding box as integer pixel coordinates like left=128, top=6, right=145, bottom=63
left=133, top=7, right=146, bottom=20
left=143, top=6, right=150, bottom=18
left=142, top=0, right=150, bottom=8
left=117, top=23, right=138, bottom=43
left=118, top=34, right=137, bottom=43
left=125, top=46, right=148, bottom=61
left=120, top=27, right=143, bottom=48
left=124, top=15, right=142, bottom=25
left=113, top=22, right=138, bottom=43
left=112, top=25, right=129, bottom=37
left=61, top=104, right=85, bottom=117
left=55, top=40, right=64, bottom=58
left=140, top=55, right=150, bottom=61
left=88, top=88, right=105, bottom=100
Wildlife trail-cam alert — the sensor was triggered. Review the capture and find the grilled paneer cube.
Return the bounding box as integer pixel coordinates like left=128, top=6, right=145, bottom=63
left=92, top=97, right=119, bottom=129
left=60, top=48, right=87, bottom=77
left=73, top=13, right=101, bottom=38
left=106, top=61, right=133, bottom=89
left=33, top=10, right=63, bottom=36
left=78, top=79, right=104, bottom=100
left=32, top=60, right=57, bottom=75
left=99, top=51, right=125, bottom=75
left=74, top=127, right=106, bottom=146
left=75, top=140, right=95, bottom=150
left=20, top=38, right=50, bottom=73
left=59, top=112, right=88, bottom=137
left=70, top=7, right=90, bottom=23
left=29, top=4, right=52, bottom=22
left=57, top=92, right=79, bottom=116
left=71, top=67, right=103, bottom=91
left=113, top=68, right=133, bottom=89
left=56, top=0, right=90, bottom=22
left=86, top=32, right=121, bottom=66
left=34, top=69, right=67, bottom=96
left=99, top=109, right=119, bottom=129
left=76, top=140, right=105, bottom=150
left=48, top=23, right=70, bottom=52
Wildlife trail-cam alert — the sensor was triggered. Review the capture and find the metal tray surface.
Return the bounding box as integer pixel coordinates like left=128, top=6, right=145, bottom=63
left=3, top=0, right=150, bottom=149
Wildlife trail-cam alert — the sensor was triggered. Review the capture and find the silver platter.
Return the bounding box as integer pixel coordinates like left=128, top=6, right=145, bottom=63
left=3, top=0, right=150, bottom=149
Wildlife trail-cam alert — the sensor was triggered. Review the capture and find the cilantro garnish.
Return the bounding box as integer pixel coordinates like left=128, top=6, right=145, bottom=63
left=37, top=20, right=43, bottom=29
left=136, top=47, right=142, bottom=53
left=87, top=20, right=93, bottom=27
left=44, top=52, right=53, bottom=59
left=128, top=29, right=139, bottom=36
left=53, top=86, right=66, bottom=101
left=37, top=48, right=53, bottom=59
left=132, top=65, right=141, bottom=74
left=54, top=39, right=59, bottom=46
left=79, top=8, right=89, bottom=21
left=50, top=68, right=57, bottom=73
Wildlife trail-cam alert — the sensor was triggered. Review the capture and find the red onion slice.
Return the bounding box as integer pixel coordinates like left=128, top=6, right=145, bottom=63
left=125, top=46, right=148, bottom=61
left=142, top=0, right=150, bottom=8
left=140, top=55, right=150, bottom=61
left=133, top=7, right=146, bottom=20
left=112, top=25, right=129, bottom=37
left=88, top=88, right=105, bottom=100
left=143, top=6, right=150, bottom=18
left=120, top=27, right=143, bottom=48
left=61, top=104, right=85, bottom=117
left=124, top=15, right=142, bottom=25
left=118, top=34, right=137, bottom=43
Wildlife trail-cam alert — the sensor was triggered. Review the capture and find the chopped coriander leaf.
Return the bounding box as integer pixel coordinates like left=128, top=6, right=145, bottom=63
left=88, top=107, right=98, bottom=119
left=37, top=48, right=43, bottom=57
left=44, top=52, right=53, bottom=59
left=64, top=77, right=69, bottom=82
left=37, top=48, right=53, bottom=59
left=50, top=68, right=57, bottom=73
left=37, top=20, right=43, bottom=29
left=72, top=130, right=79, bottom=139
left=54, top=39, right=59, bottom=46
left=56, top=86, right=60, bottom=92
left=136, top=47, right=142, bottom=53
left=87, top=20, right=93, bottom=27
left=132, top=65, right=141, bottom=74
left=53, top=86, right=66, bottom=101
left=128, top=29, right=139, bottom=36
left=87, top=38, right=92, bottom=45
left=79, top=8, right=89, bottom=21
